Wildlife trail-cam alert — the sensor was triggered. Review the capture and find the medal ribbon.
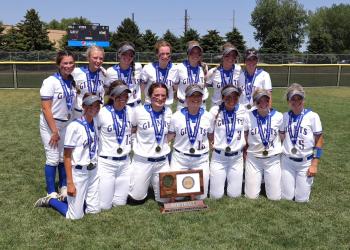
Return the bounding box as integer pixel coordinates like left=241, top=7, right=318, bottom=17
left=113, top=64, right=132, bottom=86
left=54, top=72, right=73, bottom=112
left=107, top=105, right=126, bottom=145
left=288, top=109, right=310, bottom=147
left=185, top=107, right=204, bottom=146
left=219, top=65, right=234, bottom=87
left=82, top=66, right=100, bottom=93
left=244, top=69, right=262, bottom=104
left=185, top=60, right=200, bottom=84
left=154, top=61, right=172, bottom=84
left=222, top=105, right=237, bottom=145
left=76, top=117, right=98, bottom=161
left=253, top=109, right=272, bottom=149
left=144, top=104, right=165, bottom=145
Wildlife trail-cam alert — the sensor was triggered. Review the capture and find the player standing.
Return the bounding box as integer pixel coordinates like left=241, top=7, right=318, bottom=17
left=280, top=83, right=324, bottom=202
left=39, top=50, right=76, bottom=201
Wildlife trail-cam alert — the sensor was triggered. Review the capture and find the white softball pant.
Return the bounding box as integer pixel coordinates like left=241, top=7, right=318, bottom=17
left=97, top=155, right=131, bottom=209
left=281, top=155, right=314, bottom=202
left=40, top=114, right=67, bottom=165
left=66, top=165, right=100, bottom=220
left=129, top=154, right=170, bottom=203
left=209, top=150, right=244, bottom=199
left=245, top=154, right=281, bottom=200
left=170, top=150, right=209, bottom=200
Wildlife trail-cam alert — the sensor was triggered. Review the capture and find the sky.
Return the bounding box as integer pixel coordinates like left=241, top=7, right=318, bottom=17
left=0, top=0, right=348, bottom=51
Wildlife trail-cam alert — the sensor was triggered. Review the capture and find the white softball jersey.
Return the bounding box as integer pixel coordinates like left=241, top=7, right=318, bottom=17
left=246, top=109, right=283, bottom=157
left=141, top=62, right=179, bottom=105
left=105, top=63, right=142, bottom=105
left=206, top=64, right=242, bottom=106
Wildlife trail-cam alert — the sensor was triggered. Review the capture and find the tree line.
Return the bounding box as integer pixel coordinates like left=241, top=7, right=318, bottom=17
left=0, top=0, right=349, bottom=54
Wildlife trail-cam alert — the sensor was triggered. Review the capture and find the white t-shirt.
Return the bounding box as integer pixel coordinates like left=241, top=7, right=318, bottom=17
left=169, top=108, right=214, bottom=154
left=246, top=109, right=283, bottom=157
left=281, top=109, right=322, bottom=158
left=132, top=105, right=172, bottom=158
left=96, top=105, right=135, bottom=157
left=206, top=64, right=242, bottom=106
left=105, top=63, right=142, bottom=104
left=141, top=62, right=179, bottom=105
left=209, top=104, right=248, bottom=152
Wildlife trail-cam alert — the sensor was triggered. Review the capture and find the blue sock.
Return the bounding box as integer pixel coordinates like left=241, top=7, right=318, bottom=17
left=57, top=162, right=67, bottom=187
left=44, top=164, right=57, bottom=194
left=49, top=198, right=68, bottom=217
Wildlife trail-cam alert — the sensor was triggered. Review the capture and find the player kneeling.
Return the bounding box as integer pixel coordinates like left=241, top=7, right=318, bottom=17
left=34, top=94, right=101, bottom=219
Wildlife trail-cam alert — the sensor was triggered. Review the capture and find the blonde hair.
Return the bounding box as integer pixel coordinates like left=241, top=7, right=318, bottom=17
left=86, top=45, right=105, bottom=59
left=286, top=83, right=305, bottom=101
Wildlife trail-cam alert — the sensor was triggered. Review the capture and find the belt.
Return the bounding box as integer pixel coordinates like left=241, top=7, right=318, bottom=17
left=127, top=100, right=141, bottom=107
left=75, top=164, right=96, bottom=170
left=214, top=149, right=241, bottom=157
left=288, top=154, right=313, bottom=162
left=74, top=108, right=82, bottom=112
left=54, top=118, right=69, bottom=122
left=174, top=148, right=208, bottom=157
left=100, top=155, right=127, bottom=161
left=147, top=155, right=167, bottom=162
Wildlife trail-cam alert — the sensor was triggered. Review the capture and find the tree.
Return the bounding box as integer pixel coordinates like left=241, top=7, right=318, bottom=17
left=251, top=0, right=307, bottom=53
left=307, top=4, right=350, bottom=54
left=180, top=28, right=200, bottom=50
left=200, top=30, right=224, bottom=53
left=225, top=27, right=246, bottom=53
left=1, top=27, right=24, bottom=51
left=110, top=18, right=142, bottom=50
left=140, top=29, right=158, bottom=52
left=162, top=30, right=181, bottom=53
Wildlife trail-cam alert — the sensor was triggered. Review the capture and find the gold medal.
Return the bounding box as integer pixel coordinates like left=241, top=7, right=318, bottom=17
left=182, top=176, right=195, bottom=189
left=189, top=148, right=195, bottom=154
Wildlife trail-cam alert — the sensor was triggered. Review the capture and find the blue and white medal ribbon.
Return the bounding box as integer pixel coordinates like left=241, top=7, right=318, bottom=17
left=82, top=66, right=100, bottom=94
left=154, top=61, right=172, bottom=84
left=76, top=117, right=97, bottom=162
left=107, top=105, right=126, bottom=153
left=244, top=69, right=262, bottom=104
left=288, top=109, right=310, bottom=154
left=54, top=72, right=74, bottom=113
left=219, top=66, right=234, bottom=87
left=253, top=109, right=272, bottom=155
left=222, top=105, right=237, bottom=146
left=185, top=60, right=200, bottom=84
left=113, top=64, right=132, bottom=86
left=185, top=107, right=203, bottom=153
left=145, top=104, right=165, bottom=152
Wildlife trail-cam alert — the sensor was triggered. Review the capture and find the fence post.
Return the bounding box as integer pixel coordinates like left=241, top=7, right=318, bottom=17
left=13, top=63, right=18, bottom=89
left=336, top=65, right=341, bottom=87
left=287, top=65, right=291, bottom=87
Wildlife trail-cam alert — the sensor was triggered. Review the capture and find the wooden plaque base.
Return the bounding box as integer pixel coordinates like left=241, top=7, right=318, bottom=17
left=160, top=200, right=208, bottom=214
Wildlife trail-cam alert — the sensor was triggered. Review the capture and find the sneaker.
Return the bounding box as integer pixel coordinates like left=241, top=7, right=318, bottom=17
left=34, top=192, right=58, bottom=208
left=58, top=186, right=67, bottom=201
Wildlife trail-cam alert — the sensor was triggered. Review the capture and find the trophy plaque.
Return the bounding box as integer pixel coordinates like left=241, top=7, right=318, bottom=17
left=159, top=169, right=208, bottom=214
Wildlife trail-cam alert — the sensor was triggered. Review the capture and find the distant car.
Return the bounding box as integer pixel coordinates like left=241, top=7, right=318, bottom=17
left=339, top=60, right=350, bottom=64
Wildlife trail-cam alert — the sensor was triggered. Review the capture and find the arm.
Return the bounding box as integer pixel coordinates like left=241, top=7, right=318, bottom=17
left=167, top=132, right=176, bottom=143
left=307, top=134, right=324, bottom=177
left=64, top=148, right=76, bottom=197
left=41, top=100, right=60, bottom=148
left=243, top=131, right=249, bottom=161
left=207, top=132, right=214, bottom=151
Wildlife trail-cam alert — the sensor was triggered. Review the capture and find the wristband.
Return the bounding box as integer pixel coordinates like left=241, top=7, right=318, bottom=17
left=313, top=147, right=323, bottom=159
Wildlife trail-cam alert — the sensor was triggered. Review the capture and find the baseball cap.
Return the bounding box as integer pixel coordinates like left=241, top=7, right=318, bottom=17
left=185, top=85, right=204, bottom=97
left=118, top=44, right=135, bottom=55
left=82, top=95, right=102, bottom=106
left=287, top=90, right=305, bottom=101
left=245, top=49, right=258, bottom=60
left=110, top=84, right=131, bottom=97
left=221, top=85, right=241, bottom=97
left=223, top=47, right=239, bottom=57
left=253, top=89, right=270, bottom=103
left=187, top=42, right=203, bottom=54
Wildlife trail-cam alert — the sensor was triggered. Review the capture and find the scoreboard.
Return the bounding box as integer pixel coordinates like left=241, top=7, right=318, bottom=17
left=67, top=24, right=110, bottom=47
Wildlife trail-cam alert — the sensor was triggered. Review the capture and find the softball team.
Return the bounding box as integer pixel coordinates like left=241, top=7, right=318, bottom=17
left=35, top=45, right=324, bottom=219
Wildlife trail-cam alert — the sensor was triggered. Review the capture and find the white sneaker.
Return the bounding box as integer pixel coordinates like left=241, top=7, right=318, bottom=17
left=34, top=192, right=58, bottom=207
left=58, top=186, right=67, bottom=201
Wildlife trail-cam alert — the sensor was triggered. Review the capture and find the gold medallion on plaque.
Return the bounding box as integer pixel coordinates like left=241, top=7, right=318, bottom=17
left=182, top=176, right=195, bottom=189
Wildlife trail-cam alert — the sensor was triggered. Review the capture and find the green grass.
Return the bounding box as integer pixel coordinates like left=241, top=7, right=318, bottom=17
left=0, top=88, right=349, bottom=249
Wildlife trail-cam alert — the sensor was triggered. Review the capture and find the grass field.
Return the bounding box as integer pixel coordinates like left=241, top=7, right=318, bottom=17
left=0, top=87, right=349, bottom=249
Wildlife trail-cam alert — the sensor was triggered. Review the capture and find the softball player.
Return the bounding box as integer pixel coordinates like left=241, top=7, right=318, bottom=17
left=238, top=49, right=272, bottom=110
left=280, top=83, right=323, bottom=202
left=244, top=89, right=283, bottom=200
left=168, top=85, right=214, bottom=200
left=176, top=41, right=209, bottom=110
left=96, top=83, right=134, bottom=209
left=141, top=40, right=179, bottom=106
left=39, top=50, right=76, bottom=200
left=209, top=85, right=249, bottom=199
left=71, top=45, right=106, bottom=119
left=35, top=94, right=102, bottom=220
left=129, top=83, right=172, bottom=203
left=206, top=43, right=242, bottom=106
left=106, top=42, right=142, bottom=108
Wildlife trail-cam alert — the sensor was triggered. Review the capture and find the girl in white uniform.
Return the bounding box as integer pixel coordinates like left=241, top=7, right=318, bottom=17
left=168, top=85, right=214, bottom=200
left=96, top=83, right=134, bottom=209
left=206, top=43, right=242, bottom=106
left=176, top=41, right=209, bottom=110
left=280, top=83, right=323, bottom=202
left=244, top=89, right=283, bottom=200
left=129, top=83, right=172, bottom=203
left=35, top=94, right=102, bottom=220
left=209, top=85, right=249, bottom=199
left=39, top=50, right=76, bottom=200
left=71, top=46, right=106, bottom=118
left=106, top=43, right=142, bottom=108
left=141, top=40, right=179, bottom=106
left=238, top=49, right=272, bottom=110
